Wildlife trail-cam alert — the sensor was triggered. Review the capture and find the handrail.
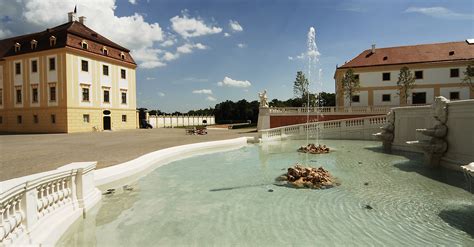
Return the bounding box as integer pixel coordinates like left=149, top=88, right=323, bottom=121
left=0, top=162, right=100, bottom=245
left=259, top=115, right=387, bottom=141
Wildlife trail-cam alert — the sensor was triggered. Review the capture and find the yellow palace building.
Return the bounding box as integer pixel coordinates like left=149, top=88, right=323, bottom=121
left=0, top=12, right=137, bottom=133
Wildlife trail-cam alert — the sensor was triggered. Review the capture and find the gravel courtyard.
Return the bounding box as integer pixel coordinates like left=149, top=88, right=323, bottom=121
left=0, top=128, right=257, bottom=181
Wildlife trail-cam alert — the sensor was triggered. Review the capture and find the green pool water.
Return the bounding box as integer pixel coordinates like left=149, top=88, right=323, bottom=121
left=58, top=140, right=474, bottom=246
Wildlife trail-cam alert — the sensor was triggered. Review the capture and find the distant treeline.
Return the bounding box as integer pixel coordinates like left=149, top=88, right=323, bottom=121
left=141, top=92, right=335, bottom=124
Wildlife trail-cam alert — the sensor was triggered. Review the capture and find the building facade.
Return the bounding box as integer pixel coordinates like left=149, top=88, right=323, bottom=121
left=335, top=41, right=474, bottom=107
left=0, top=13, right=137, bottom=133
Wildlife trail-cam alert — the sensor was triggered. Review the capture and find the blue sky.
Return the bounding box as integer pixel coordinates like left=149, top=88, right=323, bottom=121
left=1, top=0, right=473, bottom=112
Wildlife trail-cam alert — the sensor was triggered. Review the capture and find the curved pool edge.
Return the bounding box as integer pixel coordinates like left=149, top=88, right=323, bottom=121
left=94, top=136, right=254, bottom=189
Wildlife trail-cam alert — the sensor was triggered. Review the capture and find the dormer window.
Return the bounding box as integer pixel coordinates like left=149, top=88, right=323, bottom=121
left=102, top=47, right=108, bottom=56
left=81, top=40, right=88, bottom=50
left=49, top=36, right=56, bottom=47
left=383, top=56, right=388, bottom=61
left=14, top=43, right=21, bottom=52
left=120, top=52, right=125, bottom=60
left=31, top=39, right=38, bottom=50
left=449, top=51, right=455, bottom=56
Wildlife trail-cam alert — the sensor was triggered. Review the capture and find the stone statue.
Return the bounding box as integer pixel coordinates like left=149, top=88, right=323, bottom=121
left=406, top=96, right=450, bottom=167
left=258, top=90, right=269, bottom=108
left=373, top=110, right=395, bottom=151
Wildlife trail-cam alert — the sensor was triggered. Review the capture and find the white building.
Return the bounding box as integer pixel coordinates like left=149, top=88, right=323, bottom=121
left=335, top=40, right=474, bottom=107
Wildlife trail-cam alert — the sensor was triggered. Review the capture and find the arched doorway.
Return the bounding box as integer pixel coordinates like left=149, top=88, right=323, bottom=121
left=103, top=110, right=111, bottom=130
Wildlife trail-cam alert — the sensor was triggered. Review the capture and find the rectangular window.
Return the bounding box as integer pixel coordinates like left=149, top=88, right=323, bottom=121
left=16, top=89, right=22, bottom=103
left=31, top=60, right=38, bottom=73
left=382, top=94, right=391, bottom=102
left=83, top=114, right=90, bottom=123
left=51, top=114, right=56, bottom=124
left=81, top=60, right=88, bottom=72
left=122, top=115, right=127, bottom=122
left=412, top=92, right=426, bottom=104
left=82, top=88, right=90, bottom=102
left=32, top=88, right=38, bottom=103
left=15, top=62, right=21, bottom=75
left=33, top=115, right=38, bottom=124
left=17, top=115, right=22, bottom=124
left=414, top=70, right=423, bottom=79
left=103, top=90, right=110, bottom=103
left=351, top=95, right=360, bottom=103
left=354, top=74, right=359, bottom=81
left=121, top=69, right=126, bottom=79
left=450, top=68, right=459, bottom=78
left=450, top=92, right=460, bottom=100
left=103, top=65, right=109, bottom=76
left=0, top=116, right=3, bottom=124
left=50, top=86, right=56, bottom=101
left=49, top=57, right=55, bottom=71
left=0, top=89, right=3, bottom=105
left=121, top=92, right=127, bottom=104
left=382, top=72, right=390, bottom=81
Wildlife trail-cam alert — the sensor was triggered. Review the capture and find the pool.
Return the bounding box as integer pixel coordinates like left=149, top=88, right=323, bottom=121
left=58, top=140, right=474, bottom=246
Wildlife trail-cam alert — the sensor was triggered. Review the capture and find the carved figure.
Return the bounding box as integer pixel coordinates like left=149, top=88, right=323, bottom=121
left=258, top=90, right=269, bottom=108
left=373, top=110, right=395, bottom=151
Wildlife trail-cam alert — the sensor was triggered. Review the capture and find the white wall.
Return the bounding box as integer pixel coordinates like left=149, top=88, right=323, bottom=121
left=440, top=87, right=470, bottom=101
left=46, top=55, right=57, bottom=83
left=29, top=57, right=40, bottom=84
left=344, top=91, right=368, bottom=107
left=373, top=89, right=400, bottom=106
left=13, top=60, right=23, bottom=86
left=357, top=65, right=468, bottom=87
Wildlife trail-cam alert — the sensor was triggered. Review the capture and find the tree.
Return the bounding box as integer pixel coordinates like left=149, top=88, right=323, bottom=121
left=461, top=63, right=474, bottom=92
left=293, top=71, right=309, bottom=100
left=341, top=69, right=360, bottom=106
left=397, top=66, right=415, bottom=105
left=316, top=92, right=336, bottom=106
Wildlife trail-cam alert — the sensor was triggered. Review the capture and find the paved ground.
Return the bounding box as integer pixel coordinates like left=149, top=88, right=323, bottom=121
left=0, top=128, right=258, bottom=181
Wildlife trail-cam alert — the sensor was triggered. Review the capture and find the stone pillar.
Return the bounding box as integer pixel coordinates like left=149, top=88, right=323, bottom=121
left=257, top=107, right=270, bottom=131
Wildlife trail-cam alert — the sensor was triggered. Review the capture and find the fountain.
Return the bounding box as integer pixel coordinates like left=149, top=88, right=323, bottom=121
left=406, top=96, right=449, bottom=167
left=373, top=110, right=395, bottom=152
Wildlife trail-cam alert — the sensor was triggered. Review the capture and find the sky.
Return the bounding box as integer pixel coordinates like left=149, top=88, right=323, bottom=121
left=0, top=0, right=473, bottom=112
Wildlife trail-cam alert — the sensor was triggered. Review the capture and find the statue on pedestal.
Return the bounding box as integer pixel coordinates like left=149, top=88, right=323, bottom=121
left=258, top=90, right=269, bottom=108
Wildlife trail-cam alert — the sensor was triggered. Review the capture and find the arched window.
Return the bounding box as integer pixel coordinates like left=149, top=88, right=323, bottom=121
left=31, top=39, right=38, bottom=50
left=81, top=40, right=88, bottom=50
left=49, top=36, right=57, bottom=47
left=14, top=43, right=21, bottom=52
left=102, top=46, right=108, bottom=55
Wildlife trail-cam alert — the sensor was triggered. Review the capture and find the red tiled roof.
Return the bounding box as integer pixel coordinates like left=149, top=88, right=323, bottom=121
left=0, top=21, right=135, bottom=65
left=338, top=41, right=474, bottom=69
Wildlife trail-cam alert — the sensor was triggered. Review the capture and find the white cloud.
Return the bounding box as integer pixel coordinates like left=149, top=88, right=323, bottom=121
left=160, top=39, right=176, bottom=47
left=170, top=10, right=222, bottom=38
left=192, top=89, right=213, bottom=94
left=0, top=29, right=12, bottom=39
left=132, top=48, right=166, bottom=68
left=163, top=51, right=180, bottom=61
left=288, top=56, right=294, bottom=60
left=146, top=77, right=155, bottom=80
left=183, top=77, right=209, bottom=82
left=206, top=96, right=217, bottom=101
left=158, top=92, right=165, bottom=97
left=405, top=7, right=474, bottom=20
left=224, top=32, right=230, bottom=37
left=237, top=43, right=246, bottom=48
left=217, top=76, right=251, bottom=88
left=177, top=43, right=207, bottom=54
left=229, top=20, right=243, bottom=32
left=128, top=0, right=137, bottom=4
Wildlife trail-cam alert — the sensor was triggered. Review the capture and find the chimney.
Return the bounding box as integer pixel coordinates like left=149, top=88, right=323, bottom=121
left=68, top=12, right=77, bottom=22
left=79, top=16, right=86, bottom=24
left=371, top=44, right=376, bottom=53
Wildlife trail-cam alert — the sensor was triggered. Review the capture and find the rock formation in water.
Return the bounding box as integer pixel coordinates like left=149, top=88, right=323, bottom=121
left=276, top=164, right=339, bottom=189
left=297, top=143, right=330, bottom=154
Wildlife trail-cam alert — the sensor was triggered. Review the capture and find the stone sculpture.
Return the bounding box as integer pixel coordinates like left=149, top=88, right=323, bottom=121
left=258, top=90, right=269, bottom=108
left=373, top=110, right=395, bottom=151
left=407, top=96, right=449, bottom=167
left=297, top=143, right=330, bottom=154
left=275, top=164, right=339, bottom=189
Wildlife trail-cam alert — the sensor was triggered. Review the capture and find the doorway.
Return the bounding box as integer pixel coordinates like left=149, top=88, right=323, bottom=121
left=103, top=116, right=111, bottom=130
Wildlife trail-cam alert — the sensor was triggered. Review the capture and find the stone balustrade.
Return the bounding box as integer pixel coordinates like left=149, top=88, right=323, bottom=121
left=260, top=115, right=387, bottom=141
left=0, top=162, right=101, bottom=245
left=268, top=105, right=394, bottom=115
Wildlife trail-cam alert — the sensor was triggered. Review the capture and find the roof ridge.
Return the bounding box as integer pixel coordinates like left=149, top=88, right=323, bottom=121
left=369, top=41, right=466, bottom=52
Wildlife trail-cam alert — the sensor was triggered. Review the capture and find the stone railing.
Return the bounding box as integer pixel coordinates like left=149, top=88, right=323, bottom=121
left=148, top=115, right=215, bottom=128
left=260, top=115, right=387, bottom=141
left=0, top=162, right=101, bottom=245
left=268, top=106, right=394, bottom=115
